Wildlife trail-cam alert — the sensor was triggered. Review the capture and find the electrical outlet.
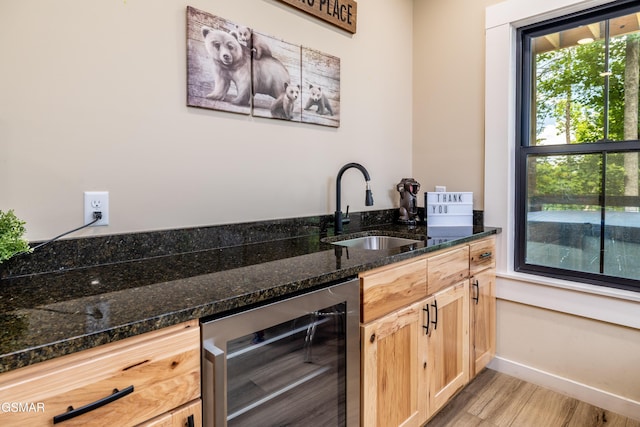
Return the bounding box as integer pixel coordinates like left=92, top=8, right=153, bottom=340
left=435, top=186, right=447, bottom=192
left=84, top=191, right=109, bottom=226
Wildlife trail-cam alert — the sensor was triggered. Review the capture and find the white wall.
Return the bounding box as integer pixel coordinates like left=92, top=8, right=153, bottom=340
left=485, top=0, right=640, bottom=419
left=412, top=0, right=501, bottom=210
left=0, top=0, right=413, bottom=241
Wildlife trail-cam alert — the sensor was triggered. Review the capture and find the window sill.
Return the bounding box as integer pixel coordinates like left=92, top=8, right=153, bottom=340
left=495, top=271, right=640, bottom=329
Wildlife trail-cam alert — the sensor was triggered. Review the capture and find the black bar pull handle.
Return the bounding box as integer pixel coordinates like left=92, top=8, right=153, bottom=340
left=431, top=300, right=438, bottom=330
left=479, top=251, right=492, bottom=259
left=186, top=414, right=195, bottom=427
left=53, top=385, right=134, bottom=424
left=473, top=279, right=480, bottom=304
left=422, top=304, right=430, bottom=335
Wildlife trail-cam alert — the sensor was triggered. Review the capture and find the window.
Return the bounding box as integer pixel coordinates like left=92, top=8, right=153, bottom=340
left=516, top=0, right=640, bottom=292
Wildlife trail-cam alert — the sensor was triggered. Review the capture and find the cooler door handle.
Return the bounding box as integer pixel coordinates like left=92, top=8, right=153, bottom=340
left=204, top=340, right=226, bottom=427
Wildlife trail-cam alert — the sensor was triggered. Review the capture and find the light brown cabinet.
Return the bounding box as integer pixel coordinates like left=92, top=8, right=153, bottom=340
left=469, top=236, right=496, bottom=379
left=0, top=321, right=201, bottom=427
left=359, top=257, right=428, bottom=427
left=361, top=301, right=424, bottom=427
left=470, top=269, right=496, bottom=378
left=360, top=236, right=496, bottom=427
left=424, top=281, right=469, bottom=418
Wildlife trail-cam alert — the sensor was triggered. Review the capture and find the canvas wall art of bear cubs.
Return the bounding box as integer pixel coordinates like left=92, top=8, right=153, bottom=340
left=201, top=26, right=290, bottom=106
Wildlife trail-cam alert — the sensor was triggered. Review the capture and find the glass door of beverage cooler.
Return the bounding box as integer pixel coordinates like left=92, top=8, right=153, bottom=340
left=202, top=279, right=359, bottom=427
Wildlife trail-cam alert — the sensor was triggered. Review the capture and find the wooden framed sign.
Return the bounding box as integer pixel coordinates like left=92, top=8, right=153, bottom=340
left=277, top=0, right=357, bottom=34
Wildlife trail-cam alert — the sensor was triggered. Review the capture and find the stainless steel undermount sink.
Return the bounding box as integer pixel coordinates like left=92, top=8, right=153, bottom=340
left=322, top=231, right=425, bottom=250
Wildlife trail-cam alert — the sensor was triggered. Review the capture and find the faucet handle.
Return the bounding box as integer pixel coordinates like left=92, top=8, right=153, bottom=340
left=342, top=205, right=351, bottom=225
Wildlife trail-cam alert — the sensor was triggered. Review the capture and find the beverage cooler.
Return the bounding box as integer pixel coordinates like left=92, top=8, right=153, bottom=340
left=201, top=279, right=360, bottom=427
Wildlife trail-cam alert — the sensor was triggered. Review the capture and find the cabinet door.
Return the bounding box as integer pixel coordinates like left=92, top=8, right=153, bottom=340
left=469, top=269, right=496, bottom=378
left=362, top=302, right=422, bottom=427
left=427, top=281, right=469, bottom=416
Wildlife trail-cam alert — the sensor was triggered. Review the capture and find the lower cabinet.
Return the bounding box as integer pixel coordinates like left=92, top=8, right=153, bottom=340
left=469, top=268, right=496, bottom=379
left=360, top=237, right=496, bottom=427
left=361, top=302, right=424, bottom=427
left=0, top=321, right=201, bottom=427
left=424, top=281, right=469, bottom=419
left=361, top=281, right=471, bottom=427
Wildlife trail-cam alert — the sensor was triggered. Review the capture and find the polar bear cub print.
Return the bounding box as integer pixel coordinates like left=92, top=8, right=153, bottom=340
left=304, top=85, right=334, bottom=116
left=271, top=82, right=300, bottom=120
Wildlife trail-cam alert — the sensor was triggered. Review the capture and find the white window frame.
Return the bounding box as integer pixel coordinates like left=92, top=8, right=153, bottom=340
left=484, top=0, right=640, bottom=325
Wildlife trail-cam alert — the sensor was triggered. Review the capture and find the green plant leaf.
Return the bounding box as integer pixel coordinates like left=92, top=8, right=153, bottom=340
left=0, top=210, right=32, bottom=263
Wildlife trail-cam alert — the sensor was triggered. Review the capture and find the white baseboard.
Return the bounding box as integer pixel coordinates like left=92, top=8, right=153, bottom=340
left=488, top=356, right=640, bottom=421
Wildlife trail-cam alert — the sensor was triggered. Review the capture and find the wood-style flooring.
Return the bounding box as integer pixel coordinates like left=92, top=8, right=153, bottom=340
left=425, top=369, right=640, bottom=427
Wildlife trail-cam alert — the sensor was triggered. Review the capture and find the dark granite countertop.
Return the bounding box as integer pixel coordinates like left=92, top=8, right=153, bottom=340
left=0, top=212, right=499, bottom=374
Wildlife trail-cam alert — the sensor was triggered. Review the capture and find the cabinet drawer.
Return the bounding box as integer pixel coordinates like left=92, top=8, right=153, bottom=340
left=469, top=236, right=496, bottom=275
left=427, top=246, right=469, bottom=295
left=0, top=321, right=200, bottom=427
left=360, top=257, right=427, bottom=323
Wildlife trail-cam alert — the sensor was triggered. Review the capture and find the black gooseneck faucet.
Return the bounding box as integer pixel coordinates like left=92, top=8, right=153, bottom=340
left=335, top=162, right=374, bottom=234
